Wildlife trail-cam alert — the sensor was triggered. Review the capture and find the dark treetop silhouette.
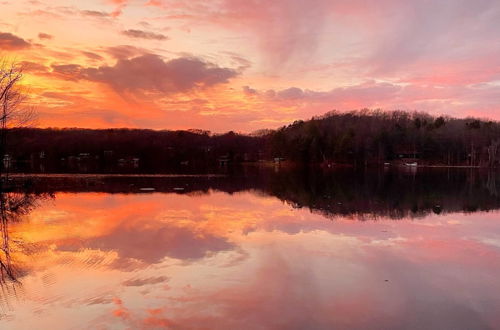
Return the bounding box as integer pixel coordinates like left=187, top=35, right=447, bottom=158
left=6, top=110, right=500, bottom=173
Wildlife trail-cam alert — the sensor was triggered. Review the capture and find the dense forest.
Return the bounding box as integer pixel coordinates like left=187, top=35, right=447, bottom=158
left=6, top=128, right=264, bottom=172
left=269, top=110, right=500, bottom=167
left=6, top=110, right=500, bottom=172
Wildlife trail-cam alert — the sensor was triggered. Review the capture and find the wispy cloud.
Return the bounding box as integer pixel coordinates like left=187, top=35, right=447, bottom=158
left=122, top=29, right=168, bottom=41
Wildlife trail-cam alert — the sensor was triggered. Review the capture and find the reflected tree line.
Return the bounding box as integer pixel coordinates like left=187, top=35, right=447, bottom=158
left=10, top=167, right=500, bottom=220
left=265, top=168, right=500, bottom=219
left=0, top=167, right=500, bottom=308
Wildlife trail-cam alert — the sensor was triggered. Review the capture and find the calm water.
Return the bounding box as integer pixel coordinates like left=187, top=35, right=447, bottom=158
left=1, top=169, right=500, bottom=329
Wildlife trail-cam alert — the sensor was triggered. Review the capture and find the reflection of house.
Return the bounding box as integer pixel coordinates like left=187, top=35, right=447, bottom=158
left=3, top=154, right=12, bottom=169
left=78, top=153, right=91, bottom=160
left=218, top=155, right=230, bottom=166
left=243, top=153, right=257, bottom=162
left=396, top=151, right=420, bottom=159
left=28, top=151, right=47, bottom=172
left=103, top=150, right=114, bottom=168
left=394, top=149, right=420, bottom=166
left=132, top=158, right=139, bottom=168
left=118, top=157, right=140, bottom=168
left=67, top=156, right=77, bottom=166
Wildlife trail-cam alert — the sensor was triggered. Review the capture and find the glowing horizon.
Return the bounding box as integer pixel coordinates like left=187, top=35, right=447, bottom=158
left=2, top=0, right=500, bottom=132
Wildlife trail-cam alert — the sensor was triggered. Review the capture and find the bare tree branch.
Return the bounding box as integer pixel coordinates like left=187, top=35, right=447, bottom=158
left=1, top=58, right=37, bottom=176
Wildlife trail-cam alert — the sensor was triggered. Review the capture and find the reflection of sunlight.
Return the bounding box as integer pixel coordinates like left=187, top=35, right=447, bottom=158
left=37, top=210, right=70, bottom=223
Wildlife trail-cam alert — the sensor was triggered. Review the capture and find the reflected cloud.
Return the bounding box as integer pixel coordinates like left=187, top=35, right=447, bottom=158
left=3, top=172, right=500, bottom=328
left=87, top=221, right=235, bottom=265
left=122, top=276, right=168, bottom=287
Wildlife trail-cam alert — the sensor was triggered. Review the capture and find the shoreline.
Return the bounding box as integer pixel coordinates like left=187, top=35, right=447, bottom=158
left=4, top=173, right=227, bottom=178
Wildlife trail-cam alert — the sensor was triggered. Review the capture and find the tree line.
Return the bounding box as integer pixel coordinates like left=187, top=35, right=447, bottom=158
left=268, top=110, right=500, bottom=167
left=6, top=128, right=264, bottom=172
left=6, top=110, right=500, bottom=172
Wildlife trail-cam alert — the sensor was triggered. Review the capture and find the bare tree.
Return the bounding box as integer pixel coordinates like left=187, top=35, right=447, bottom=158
left=0, top=59, right=35, bottom=176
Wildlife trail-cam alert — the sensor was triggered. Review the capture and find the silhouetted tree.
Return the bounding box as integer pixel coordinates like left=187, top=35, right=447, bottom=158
left=0, top=59, right=34, bottom=176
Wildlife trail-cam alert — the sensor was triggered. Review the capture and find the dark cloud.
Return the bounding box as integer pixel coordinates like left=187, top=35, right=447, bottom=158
left=81, top=51, right=104, bottom=61
left=243, top=86, right=257, bottom=95
left=38, top=32, right=52, bottom=40
left=41, top=91, right=86, bottom=103
left=51, top=63, right=83, bottom=80
left=122, top=276, right=169, bottom=287
left=85, top=296, right=114, bottom=305
left=81, top=10, right=109, bottom=17
left=248, top=81, right=402, bottom=104
left=122, top=29, right=168, bottom=41
left=105, top=45, right=147, bottom=59
left=49, top=54, right=238, bottom=94
left=20, top=61, right=48, bottom=74
left=276, top=87, right=304, bottom=100
left=138, top=21, right=151, bottom=28
left=81, top=54, right=238, bottom=94
left=0, top=32, right=30, bottom=50
left=225, top=52, right=252, bottom=71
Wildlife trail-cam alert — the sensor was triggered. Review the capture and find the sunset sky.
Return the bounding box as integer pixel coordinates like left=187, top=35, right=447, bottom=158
left=1, top=0, right=500, bottom=132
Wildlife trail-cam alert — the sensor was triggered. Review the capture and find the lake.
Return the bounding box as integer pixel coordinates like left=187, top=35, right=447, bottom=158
left=1, top=168, right=500, bottom=329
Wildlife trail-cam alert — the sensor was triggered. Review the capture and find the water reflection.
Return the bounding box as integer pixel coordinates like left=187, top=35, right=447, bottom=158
left=267, top=168, right=500, bottom=219
left=1, top=169, right=500, bottom=329
left=18, top=168, right=500, bottom=217
left=0, top=189, right=51, bottom=313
